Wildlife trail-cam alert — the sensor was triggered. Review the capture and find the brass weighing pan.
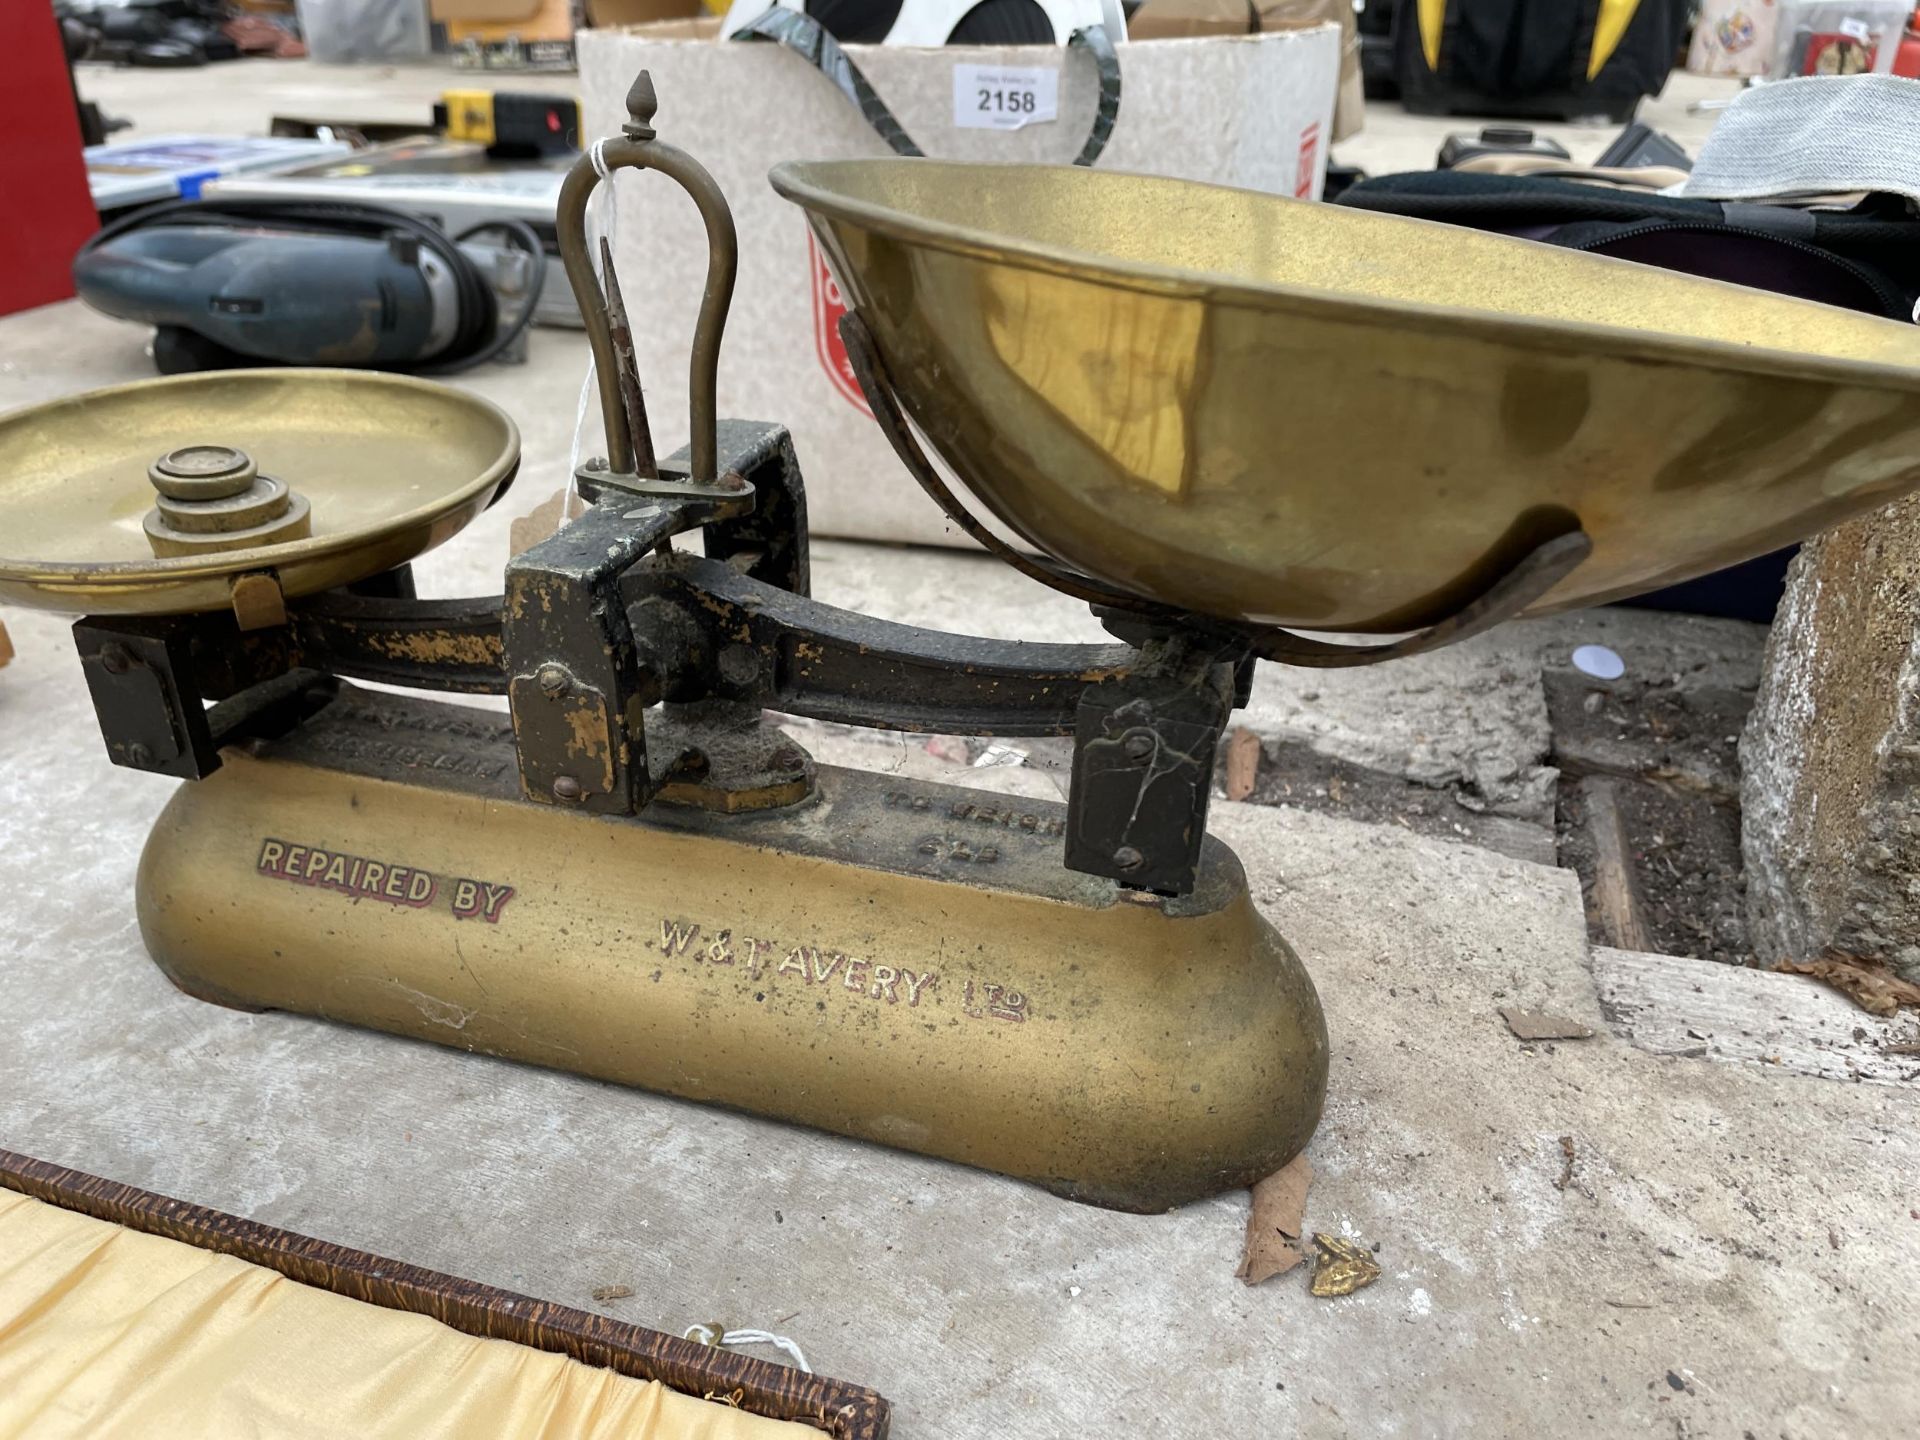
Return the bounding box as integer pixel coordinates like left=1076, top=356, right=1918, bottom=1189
left=0, top=369, right=519, bottom=616
left=775, top=160, right=1920, bottom=633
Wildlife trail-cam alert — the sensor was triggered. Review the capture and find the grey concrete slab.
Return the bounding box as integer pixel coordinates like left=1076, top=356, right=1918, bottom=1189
left=1241, top=643, right=1554, bottom=823
left=1595, top=946, right=1920, bottom=1087
left=3, top=601, right=1917, bottom=1436
left=1504, top=608, right=1769, bottom=697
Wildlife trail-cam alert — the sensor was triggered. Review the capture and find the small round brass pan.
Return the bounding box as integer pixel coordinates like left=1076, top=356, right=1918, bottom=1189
left=774, top=159, right=1920, bottom=632
left=0, top=369, right=519, bottom=616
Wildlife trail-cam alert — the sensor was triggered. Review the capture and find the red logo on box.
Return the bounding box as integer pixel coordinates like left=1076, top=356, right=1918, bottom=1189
left=810, top=234, right=870, bottom=416
left=1295, top=121, right=1322, bottom=199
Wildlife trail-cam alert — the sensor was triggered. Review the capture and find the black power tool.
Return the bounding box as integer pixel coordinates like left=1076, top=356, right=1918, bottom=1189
left=73, top=198, right=545, bottom=376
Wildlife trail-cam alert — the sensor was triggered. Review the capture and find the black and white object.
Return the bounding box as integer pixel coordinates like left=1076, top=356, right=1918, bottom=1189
left=719, top=0, right=1126, bottom=47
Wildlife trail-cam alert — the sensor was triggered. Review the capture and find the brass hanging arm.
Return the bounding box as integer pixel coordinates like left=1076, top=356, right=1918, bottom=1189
left=555, top=71, right=739, bottom=485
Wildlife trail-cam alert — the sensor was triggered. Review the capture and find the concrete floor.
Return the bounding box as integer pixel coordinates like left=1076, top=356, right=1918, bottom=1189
left=4, top=52, right=1915, bottom=1440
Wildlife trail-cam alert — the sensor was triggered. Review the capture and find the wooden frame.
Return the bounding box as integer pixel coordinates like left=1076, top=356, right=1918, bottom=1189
left=0, top=1150, right=889, bottom=1439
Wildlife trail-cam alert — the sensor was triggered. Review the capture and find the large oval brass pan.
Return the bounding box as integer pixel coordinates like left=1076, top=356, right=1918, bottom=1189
left=0, top=370, right=519, bottom=615
left=774, top=160, right=1920, bottom=632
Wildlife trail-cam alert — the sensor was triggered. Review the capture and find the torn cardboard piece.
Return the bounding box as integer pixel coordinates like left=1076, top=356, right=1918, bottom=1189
left=1778, top=951, right=1920, bottom=1017
left=1236, top=1152, right=1312, bottom=1284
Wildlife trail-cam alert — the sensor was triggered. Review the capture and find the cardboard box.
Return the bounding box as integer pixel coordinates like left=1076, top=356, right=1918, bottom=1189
left=1130, top=0, right=1363, bottom=139
left=430, top=0, right=546, bottom=22
left=1127, top=0, right=1263, bottom=40
left=585, top=0, right=704, bottom=25
left=578, top=22, right=1340, bottom=550
left=445, top=0, right=577, bottom=69
left=611, top=15, right=720, bottom=37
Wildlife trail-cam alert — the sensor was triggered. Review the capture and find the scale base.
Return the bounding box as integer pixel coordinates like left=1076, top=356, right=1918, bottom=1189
left=136, top=690, right=1327, bottom=1212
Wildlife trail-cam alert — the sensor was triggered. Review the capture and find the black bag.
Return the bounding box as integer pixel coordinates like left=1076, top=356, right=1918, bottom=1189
left=1339, top=171, right=1920, bottom=322
left=1337, top=170, right=1920, bottom=621
left=1387, top=0, right=1689, bottom=124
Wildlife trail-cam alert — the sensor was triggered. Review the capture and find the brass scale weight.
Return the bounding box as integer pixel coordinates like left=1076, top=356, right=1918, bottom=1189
left=7, top=76, right=1920, bottom=1211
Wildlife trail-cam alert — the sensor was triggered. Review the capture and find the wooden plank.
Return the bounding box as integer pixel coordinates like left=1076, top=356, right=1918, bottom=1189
left=1593, top=946, right=1920, bottom=1088
left=1583, top=777, right=1653, bottom=952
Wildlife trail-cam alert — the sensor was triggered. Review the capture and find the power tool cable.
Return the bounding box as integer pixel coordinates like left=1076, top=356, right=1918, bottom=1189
left=77, top=196, right=547, bottom=375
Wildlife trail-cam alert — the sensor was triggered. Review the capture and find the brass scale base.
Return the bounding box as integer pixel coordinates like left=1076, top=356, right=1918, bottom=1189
left=142, top=688, right=1326, bottom=1214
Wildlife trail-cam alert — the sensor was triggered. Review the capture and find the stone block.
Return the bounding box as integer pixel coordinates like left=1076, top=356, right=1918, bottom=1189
left=1742, top=494, right=1920, bottom=981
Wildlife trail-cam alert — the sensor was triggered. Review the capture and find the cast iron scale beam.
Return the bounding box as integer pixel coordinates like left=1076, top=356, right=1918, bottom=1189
left=71, top=455, right=1582, bottom=898
left=73, top=427, right=1239, bottom=895
left=68, top=381, right=1593, bottom=901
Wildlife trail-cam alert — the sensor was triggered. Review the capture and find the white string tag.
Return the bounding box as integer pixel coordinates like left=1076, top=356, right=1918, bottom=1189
left=683, top=1322, right=812, bottom=1374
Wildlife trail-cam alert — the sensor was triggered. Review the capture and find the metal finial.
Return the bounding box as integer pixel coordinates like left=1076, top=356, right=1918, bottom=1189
left=623, top=71, right=658, bottom=141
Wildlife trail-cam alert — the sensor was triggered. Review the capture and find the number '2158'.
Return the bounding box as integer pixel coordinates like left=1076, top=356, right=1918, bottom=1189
left=978, top=88, right=1037, bottom=114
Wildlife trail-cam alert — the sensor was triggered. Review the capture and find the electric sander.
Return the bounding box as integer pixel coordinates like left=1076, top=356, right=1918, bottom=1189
left=72, top=198, right=544, bottom=376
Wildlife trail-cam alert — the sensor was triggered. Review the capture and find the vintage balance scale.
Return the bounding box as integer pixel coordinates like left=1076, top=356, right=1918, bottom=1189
left=5, top=77, right=1918, bottom=1213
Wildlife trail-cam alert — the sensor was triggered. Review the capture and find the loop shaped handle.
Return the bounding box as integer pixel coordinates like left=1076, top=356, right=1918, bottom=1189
left=557, top=72, right=739, bottom=484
